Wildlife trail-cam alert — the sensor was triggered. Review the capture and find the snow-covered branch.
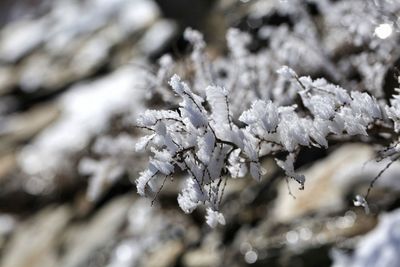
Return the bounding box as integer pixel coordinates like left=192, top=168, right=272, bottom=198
left=137, top=63, right=400, bottom=227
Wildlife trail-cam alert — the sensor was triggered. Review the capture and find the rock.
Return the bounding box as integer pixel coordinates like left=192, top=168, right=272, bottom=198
left=0, top=66, right=16, bottom=95
left=117, top=0, right=160, bottom=34
left=273, top=144, right=400, bottom=223
left=227, top=208, right=377, bottom=267
left=69, top=36, right=111, bottom=78
left=17, top=66, right=146, bottom=183
left=0, top=19, right=46, bottom=62
left=332, top=208, right=400, bottom=267
left=182, top=247, right=222, bottom=267
left=18, top=52, right=54, bottom=93
left=60, top=195, right=134, bottom=267
left=106, top=199, right=192, bottom=267
left=137, top=19, right=178, bottom=56
left=0, top=103, right=60, bottom=144
left=0, top=213, right=16, bottom=250
left=182, top=232, right=223, bottom=267
left=0, top=205, right=72, bottom=267
left=144, top=241, right=183, bottom=267
left=0, top=0, right=162, bottom=96
left=0, top=152, right=17, bottom=182
left=0, top=195, right=134, bottom=267
left=183, top=248, right=221, bottom=267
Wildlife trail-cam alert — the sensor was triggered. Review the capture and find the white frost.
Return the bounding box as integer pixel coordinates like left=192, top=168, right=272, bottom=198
left=205, top=208, right=226, bottom=228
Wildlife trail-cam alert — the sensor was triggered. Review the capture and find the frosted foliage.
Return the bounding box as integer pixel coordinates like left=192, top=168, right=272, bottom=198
left=136, top=0, right=400, bottom=225
left=169, top=74, right=208, bottom=128
left=249, top=162, right=264, bottom=182
left=144, top=0, right=400, bottom=112
left=239, top=100, right=279, bottom=133
left=276, top=154, right=305, bottom=189
left=386, top=89, right=400, bottom=132
left=137, top=64, right=400, bottom=225
left=227, top=149, right=247, bottom=178
left=206, top=85, right=231, bottom=127
left=276, top=65, right=297, bottom=80
left=178, top=178, right=207, bottom=214
left=323, top=0, right=400, bottom=46
left=146, top=26, right=337, bottom=117
left=205, top=208, right=226, bottom=228
left=226, top=28, right=251, bottom=59
left=302, top=94, right=336, bottom=120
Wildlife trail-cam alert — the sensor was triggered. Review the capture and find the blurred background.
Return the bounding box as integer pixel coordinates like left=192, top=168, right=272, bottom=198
left=0, top=0, right=400, bottom=267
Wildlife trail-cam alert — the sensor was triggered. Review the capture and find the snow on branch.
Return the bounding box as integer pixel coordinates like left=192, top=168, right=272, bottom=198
left=136, top=63, right=400, bottom=227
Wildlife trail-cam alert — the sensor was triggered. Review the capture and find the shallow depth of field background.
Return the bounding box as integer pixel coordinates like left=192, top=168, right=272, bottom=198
left=0, top=1, right=400, bottom=267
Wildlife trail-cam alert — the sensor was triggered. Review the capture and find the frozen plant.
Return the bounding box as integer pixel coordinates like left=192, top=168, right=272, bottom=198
left=144, top=26, right=333, bottom=117
left=144, top=0, right=400, bottom=112
left=136, top=64, right=400, bottom=227
left=136, top=0, right=400, bottom=227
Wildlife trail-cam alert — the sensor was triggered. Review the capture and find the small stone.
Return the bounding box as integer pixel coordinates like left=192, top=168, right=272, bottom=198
left=144, top=241, right=183, bottom=267
left=0, top=206, right=72, bottom=267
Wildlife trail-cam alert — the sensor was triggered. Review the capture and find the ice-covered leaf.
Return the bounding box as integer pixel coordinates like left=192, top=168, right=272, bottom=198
left=205, top=208, right=226, bottom=228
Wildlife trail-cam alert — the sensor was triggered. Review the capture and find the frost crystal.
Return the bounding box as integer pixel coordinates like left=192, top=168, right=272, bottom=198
left=137, top=25, right=400, bottom=226
left=205, top=208, right=226, bottom=228
left=178, top=178, right=206, bottom=214
left=277, top=65, right=297, bottom=80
